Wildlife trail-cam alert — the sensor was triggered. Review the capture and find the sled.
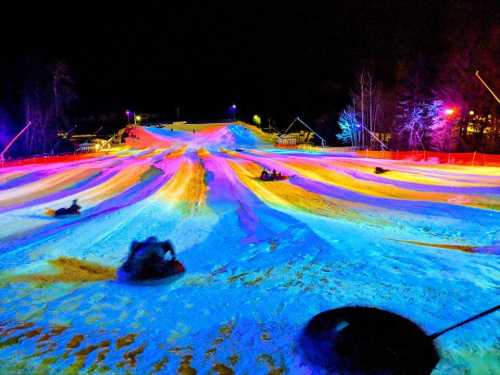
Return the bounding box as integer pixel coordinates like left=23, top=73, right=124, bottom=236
left=117, top=259, right=185, bottom=283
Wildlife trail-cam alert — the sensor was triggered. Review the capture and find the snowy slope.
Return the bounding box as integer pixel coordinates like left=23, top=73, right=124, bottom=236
left=0, top=124, right=499, bottom=374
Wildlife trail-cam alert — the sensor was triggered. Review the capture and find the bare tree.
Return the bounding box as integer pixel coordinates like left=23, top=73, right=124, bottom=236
left=23, top=60, right=76, bottom=155
left=343, top=69, right=384, bottom=149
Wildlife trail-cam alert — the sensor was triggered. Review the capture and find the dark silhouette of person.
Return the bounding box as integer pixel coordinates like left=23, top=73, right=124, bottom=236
left=261, top=169, right=270, bottom=180
left=375, top=167, right=389, bottom=174
left=54, top=199, right=81, bottom=216
left=67, top=199, right=81, bottom=214
left=271, top=169, right=278, bottom=180
left=117, top=237, right=184, bottom=282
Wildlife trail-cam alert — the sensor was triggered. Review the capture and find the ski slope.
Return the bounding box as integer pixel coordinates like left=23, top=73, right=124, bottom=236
left=0, top=123, right=499, bottom=374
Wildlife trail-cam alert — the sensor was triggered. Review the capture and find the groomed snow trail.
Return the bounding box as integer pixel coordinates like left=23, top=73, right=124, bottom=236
left=0, top=123, right=499, bottom=374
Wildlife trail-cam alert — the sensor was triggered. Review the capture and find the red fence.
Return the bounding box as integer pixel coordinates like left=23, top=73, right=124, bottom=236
left=355, top=150, right=500, bottom=166
left=0, top=153, right=101, bottom=168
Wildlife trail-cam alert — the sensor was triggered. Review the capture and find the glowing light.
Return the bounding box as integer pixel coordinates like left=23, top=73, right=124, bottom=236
left=135, top=115, right=142, bottom=122
left=229, top=104, right=237, bottom=120
left=469, top=110, right=474, bottom=116
left=252, top=114, right=262, bottom=125
left=445, top=108, right=455, bottom=115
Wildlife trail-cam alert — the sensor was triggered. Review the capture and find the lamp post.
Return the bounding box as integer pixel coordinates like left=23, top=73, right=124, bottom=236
left=230, top=104, right=237, bottom=121
left=125, top=110, right=132, bottom=124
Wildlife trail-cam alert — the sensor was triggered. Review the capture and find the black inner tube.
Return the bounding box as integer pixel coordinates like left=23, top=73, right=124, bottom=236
left=300, top=306, right=439, bottom=374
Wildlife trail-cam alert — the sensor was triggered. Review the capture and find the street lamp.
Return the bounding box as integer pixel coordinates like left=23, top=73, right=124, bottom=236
left=469, top=110, right=475, bottom=116
left=444, top=108, right=455, bottom=116
left=125, top=110, right=132, bottom=124
left=230, top=104, right=237, bottom=121
left=135, top=115, right=142, bottom=124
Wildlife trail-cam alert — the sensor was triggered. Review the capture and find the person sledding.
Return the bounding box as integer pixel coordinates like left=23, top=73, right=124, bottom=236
left=117, top=237, right=185, bottom=283
left=374, top=167, right=390, bottom=174
left=46, top=199, right=81, bottom=217
left=260, top=168, right=287, bottom=181
left=260, top=169, right=271, bottom=181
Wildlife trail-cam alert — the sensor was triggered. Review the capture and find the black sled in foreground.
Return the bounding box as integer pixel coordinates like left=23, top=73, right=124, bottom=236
left=117, top=237, right=185, bottom=283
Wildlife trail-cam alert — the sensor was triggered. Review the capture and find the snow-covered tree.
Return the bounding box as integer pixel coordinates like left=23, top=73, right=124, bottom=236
left=396, top=98, right=460, bottom=151
left=336, top=106, right=360, bottom=147
left=428, top=100, right=458, bottom=151
left=396, top=99, right=426, bottom=150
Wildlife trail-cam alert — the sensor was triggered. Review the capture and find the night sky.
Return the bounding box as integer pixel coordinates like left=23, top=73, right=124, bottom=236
left=1, top=1, right=497, bottom=132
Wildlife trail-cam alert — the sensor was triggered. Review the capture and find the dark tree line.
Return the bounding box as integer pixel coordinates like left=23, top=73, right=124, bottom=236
left=336, top=12, right=499, bottom=153
left=23, top=59, right=77, bottom=155
left=0, top=57, right=76, bottom=158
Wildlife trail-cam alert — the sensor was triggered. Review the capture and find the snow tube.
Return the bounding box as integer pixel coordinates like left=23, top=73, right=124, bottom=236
left=45, top=208, right=80, bottom=217
left=260, top=175, right=288, bottom=181
left=299, top=306, right=438, bottom=374
left=374, top=167, right=390, bottom=174
left=117, top=259, right=185, bottom=283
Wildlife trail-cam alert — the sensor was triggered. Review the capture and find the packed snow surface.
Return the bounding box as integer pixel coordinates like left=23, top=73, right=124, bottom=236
left=0, top=123, right=499, bottom=374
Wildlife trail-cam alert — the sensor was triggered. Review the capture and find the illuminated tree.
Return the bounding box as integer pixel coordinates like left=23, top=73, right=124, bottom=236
left=427, top=100, right=458, bottom=151
left=337, top=106, right=360, bottom=147
left=396, top=100, right=426, bottom=150
left=339, top=69, right=384, bottom=149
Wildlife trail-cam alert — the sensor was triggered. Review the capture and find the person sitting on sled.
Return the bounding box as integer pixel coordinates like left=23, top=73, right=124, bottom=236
left=117, top=237, right=184, bottom=282
left=47, top=199, right=81, bottom=217
left=66, top=199, right=81, bottom=215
